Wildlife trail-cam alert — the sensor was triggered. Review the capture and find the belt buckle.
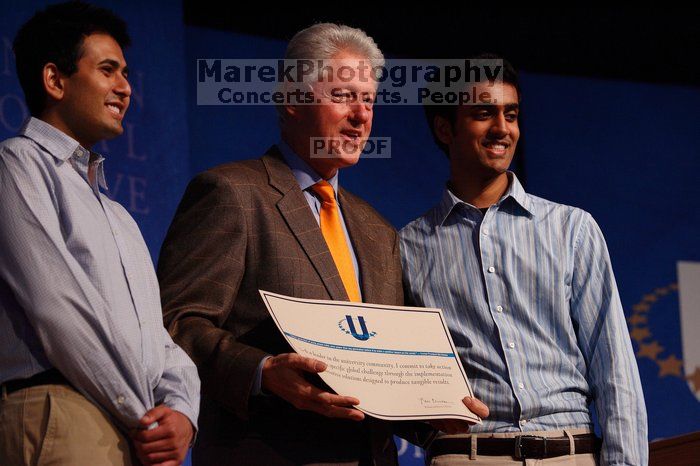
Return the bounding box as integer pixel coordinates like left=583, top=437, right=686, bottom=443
left=514, top=435, right=547, bottom=460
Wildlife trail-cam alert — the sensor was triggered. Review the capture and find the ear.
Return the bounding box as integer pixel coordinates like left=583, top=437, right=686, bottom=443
left=281, top=79, right=316, bottom=121
left=43, top=63, right=66, bottom=102
left=283, top=103, right=297, bottom=118
left=434, top=115, right=454, bottom=147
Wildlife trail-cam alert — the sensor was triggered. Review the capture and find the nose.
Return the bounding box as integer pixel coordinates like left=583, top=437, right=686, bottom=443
left=489, top=112, right=509, bottom=138
left=115, top=71, right=131, bottom=98
left=348, top=101, right=372, bottom=126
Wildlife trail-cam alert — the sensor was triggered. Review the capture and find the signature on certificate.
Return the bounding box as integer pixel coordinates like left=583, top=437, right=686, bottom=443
left=418, top=397, right=455, bottom=408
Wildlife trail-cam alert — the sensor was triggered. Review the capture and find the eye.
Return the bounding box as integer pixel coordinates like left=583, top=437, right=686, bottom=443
left=101, top=67, right=114, bottom=76
left=505, top=112, right=518, bottom=122
left=330, top=89, right=352, bottom=103
left=474, top=111, right=491, bottom=120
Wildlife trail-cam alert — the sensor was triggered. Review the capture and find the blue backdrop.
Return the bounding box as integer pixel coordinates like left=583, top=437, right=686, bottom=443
left=2, top=1, right=699, bottom=464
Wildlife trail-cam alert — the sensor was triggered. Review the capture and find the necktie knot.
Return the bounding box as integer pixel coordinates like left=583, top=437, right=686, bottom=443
left=312, top=180, right=336, bottom=204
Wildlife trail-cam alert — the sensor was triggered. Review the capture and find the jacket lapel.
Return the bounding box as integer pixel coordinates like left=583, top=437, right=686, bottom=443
left=262, top=147, right=348, bottom=301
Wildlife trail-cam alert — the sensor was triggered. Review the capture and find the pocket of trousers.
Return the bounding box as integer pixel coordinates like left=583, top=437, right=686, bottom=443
left=34, top=391, right=59, bottom=466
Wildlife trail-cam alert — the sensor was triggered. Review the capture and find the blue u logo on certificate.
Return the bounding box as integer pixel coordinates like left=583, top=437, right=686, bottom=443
left=346, top=315, right=370, bottom=341
left=336, top=314, right=378, bottom=340
left=343, top=315, right=375, bottom=341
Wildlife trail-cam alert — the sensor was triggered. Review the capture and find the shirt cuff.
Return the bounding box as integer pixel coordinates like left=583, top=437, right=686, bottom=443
left=162, top=398, right=199, bottom=444
left=251, top=355, right=273, bottom=396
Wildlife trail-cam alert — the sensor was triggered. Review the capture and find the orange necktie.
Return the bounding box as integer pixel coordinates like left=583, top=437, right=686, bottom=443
left=311, top=180, right=361, bottom=302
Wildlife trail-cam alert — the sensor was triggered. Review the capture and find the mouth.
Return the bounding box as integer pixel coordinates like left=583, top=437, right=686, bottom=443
left=482, top=140, right=510, bottom=156
left=105, top=101, right=124, bottom=119
left=340, top=129, right=362, bottom=143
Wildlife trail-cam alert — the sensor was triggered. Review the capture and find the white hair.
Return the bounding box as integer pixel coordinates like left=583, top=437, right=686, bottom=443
left=277, top=23, right=384, bottom=125
left=285, top=22, right=384, bottom=68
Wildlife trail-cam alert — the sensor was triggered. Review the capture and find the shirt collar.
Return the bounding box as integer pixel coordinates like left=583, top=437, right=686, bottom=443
left=20, top=117, right=81, bottom=162
left=506, top=172, right=533, bottom=215
left=435, top=171, right=535, bottom=226
left=277, top=139, right=340, bottom=196
left=69, top=152, right=109, bottom=193
left=20, top=117, right=109, bottom=191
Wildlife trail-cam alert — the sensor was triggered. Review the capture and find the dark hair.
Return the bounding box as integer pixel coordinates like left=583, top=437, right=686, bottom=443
left=13, top=1, right=130, bottom=116
left=424, top=53, right=520, bottom=157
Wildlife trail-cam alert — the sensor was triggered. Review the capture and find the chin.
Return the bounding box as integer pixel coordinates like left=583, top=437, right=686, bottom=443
left=331, top=150, right=361, bottom=167
left=341, top=154, right=362, bottom=167
left=103, top=124, right=124, bottom=140
left=490, top=166, right=510, bottom=176
left=486, top=157, right=513, bottom=173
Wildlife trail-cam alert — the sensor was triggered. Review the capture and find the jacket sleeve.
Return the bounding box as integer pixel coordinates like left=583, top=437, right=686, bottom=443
left=158, top=170, right=268, bottom=420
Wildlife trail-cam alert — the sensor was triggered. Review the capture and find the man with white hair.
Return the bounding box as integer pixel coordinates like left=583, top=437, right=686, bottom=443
left=158, top=23, right=484, bottom=465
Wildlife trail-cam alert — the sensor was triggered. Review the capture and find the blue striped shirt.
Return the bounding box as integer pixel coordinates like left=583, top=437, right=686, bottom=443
left=0, top=117, right=200, bottom=431
left=399, top=173, right=647, bottom=465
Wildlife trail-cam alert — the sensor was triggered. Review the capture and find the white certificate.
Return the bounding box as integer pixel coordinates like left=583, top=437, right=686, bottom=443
left=259, top=290, right=481, bottom=423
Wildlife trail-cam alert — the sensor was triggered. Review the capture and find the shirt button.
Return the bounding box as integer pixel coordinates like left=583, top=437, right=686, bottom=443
left=518, top=383, right=525, bottom=390
left=482, top=228, right=489, bottom=235
left=117, top=395, right=125, bottom=404
left=496, top=305, right=503, bottom=313
left=508, top=342, right=515, bottom=349
left=488, top=266, right=495, bottom=273
left=520, top=419, right=528, bottom=425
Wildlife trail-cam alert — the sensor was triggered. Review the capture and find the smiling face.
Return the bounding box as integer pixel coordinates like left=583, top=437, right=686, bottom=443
left=438, top=82, right=520, bottom=181
left=52, top=33, right=131, bottom=148
left=283, top=50, right=376, bottom=179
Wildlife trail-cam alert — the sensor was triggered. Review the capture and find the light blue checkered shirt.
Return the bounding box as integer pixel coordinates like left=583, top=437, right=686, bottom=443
left=399, top=173, right=647, bottom=465
left=0, top=117, right=200, bottom=430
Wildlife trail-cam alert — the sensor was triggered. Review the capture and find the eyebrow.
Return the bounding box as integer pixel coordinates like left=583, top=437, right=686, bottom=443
left=471, top=103, right=519, bottom=111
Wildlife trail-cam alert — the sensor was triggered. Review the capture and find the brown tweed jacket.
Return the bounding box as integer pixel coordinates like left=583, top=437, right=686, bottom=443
left=157, top=147, right=407, bottom=465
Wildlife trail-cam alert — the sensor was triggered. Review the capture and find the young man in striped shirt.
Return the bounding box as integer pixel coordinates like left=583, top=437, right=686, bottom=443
left=400, top=56, right=646, bottom=465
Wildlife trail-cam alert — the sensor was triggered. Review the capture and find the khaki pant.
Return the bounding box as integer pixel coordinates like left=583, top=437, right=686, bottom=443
left=429, top=428, right=599, bottom=466
left=0, top=383, right=133, bottom=466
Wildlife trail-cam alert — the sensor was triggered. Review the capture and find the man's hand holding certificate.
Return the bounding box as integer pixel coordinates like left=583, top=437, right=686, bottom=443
left=261, top=352, right=366, bottom=421
left=259, top=290, right=487, bottom=427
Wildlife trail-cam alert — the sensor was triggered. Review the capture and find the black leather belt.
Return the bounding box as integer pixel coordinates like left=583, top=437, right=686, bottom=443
left=427, top=434, right=601, bottom=461
left=1, top=368, right=70, bottom=395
